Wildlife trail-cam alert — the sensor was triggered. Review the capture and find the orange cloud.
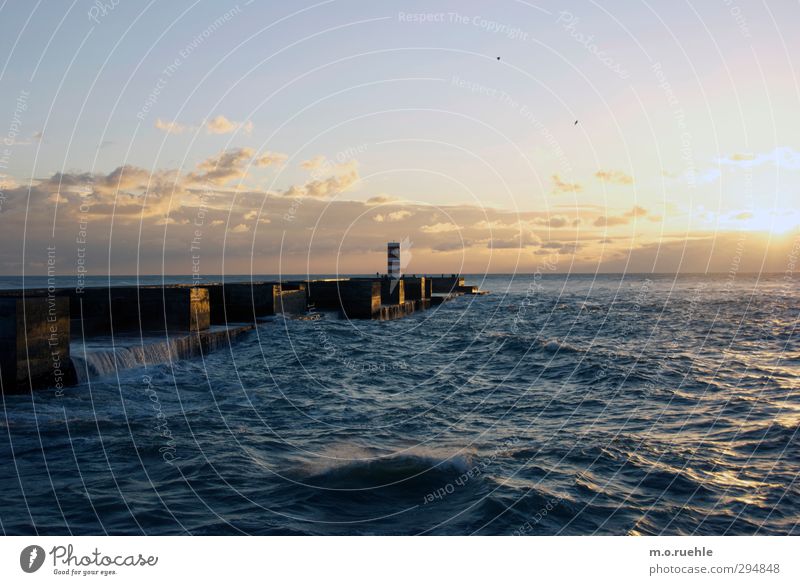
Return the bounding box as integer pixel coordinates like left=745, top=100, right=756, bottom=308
left=594, top=205, right=650, bottom=227
left=205, top=115, right=253, bottom=135
left=552, top=174, right=582, bottom=194
left=155, top=118, right=187, bottom=134
left=594, top=170, right=633, bottom=185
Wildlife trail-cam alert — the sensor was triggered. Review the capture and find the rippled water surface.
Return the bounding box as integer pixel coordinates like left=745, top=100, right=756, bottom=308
left=1, top=274, right=798, bottom=535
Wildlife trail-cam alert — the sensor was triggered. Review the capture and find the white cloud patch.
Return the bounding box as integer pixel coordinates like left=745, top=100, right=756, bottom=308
left=552, top=174, right=582, bottom=194
left=372, top=209, right=412, bottom=223
left=595, top=170, right=633, bottom=185
left=300, top=155, right=327, bottom=170
left=421, top=222, right=460, bottom=234
left=254, top=151, right=287, bottom=167
left=282, top=160, right=359, bottom=199
left=720, top=147, right=800, bottom=169
left=205, top=115, right=253, bottom=135
left=155, top=118, right=187, bottom=134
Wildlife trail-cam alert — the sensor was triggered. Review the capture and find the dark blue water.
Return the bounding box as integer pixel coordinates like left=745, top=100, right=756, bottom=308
left=1, top=274, right=797, bottom=535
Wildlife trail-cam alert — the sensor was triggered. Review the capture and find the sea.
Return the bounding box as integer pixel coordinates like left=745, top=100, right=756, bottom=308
left=0, top=273, right=797, bottom=535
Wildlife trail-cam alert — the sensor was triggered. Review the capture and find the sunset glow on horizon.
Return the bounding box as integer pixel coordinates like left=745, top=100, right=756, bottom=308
left=1, top=1, right=798, bottom=276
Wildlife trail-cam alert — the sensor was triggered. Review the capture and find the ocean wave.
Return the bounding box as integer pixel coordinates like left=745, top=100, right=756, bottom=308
left=2, top=273, right=797, bottom=535
left=300, top=450, right=474, bottom=490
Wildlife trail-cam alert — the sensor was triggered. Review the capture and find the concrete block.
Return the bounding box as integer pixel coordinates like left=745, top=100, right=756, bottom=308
left=307, top=279, right=380, bottom=318
left=71, top=286, right=210, bottom=334
left=276, top=288, right=307, bottom=315
left=430, top=275, right=465, bottom=293
left=0, top=295, right=73, bottom=393
left=402, top=277, right=426, bottom=301
left=207, top=282, right=279, bottom=324
left=381, top=278, right=405, bottom=305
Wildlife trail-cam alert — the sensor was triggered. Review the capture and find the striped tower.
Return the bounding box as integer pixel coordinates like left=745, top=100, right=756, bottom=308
left=387, top=241, right=401, bottom=279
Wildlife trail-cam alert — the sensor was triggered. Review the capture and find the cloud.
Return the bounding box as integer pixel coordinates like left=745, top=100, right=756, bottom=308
left=372, top=209, right=414, bottom=223
left=282, top=160, right=359, bottom=199
left=487, top=231, right=541, bottom=249
left=431, top=240, right=472, bottom=252
left=155, top=118, right=187, bottom=134
left=595, top=170, right=633, bottom=185
left=155, top=116, right=255, bottom=136
left=539, top=240, right=581, bottom=252
left=720, top=147, right=800, bottom=169
left=594, top=206, right=651, bottom=227
left=595, top=230, right=800, bottom=273
left=387, top=210, right=412, bottom=221
left=254, top=152, right=287, bottom=167
left=694, top=168, right=722, bottom=184
left=155, top=216, right=180, bottom=225
left=205, top=115, right=253, bottom=135
left=5, top=156, right=796, bottom=276
left=473, top=219, right=518, bottom=230
left=373, top=210, right=411, bottom=223
left=594, top=215, right=630, bottom=227
left=184, top=147, right=287, bottom=187
left=0, top=174, right=17, bottom=190
left=190, top=147, right=255, bottom=185
left=534, top=215, right=570, bottom=228
left=552, top=174, right=582, bottom=194
left=421, top=222, right=460, bottom=233
left=300, top=155, right=327, bottom=170
left=366, top=195, right=399, bottom=205
left=624, top=205, right=648, bottom=218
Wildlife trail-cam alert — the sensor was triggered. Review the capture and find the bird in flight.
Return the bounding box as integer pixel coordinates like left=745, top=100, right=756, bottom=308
left=574, top=120, right=579, bottom=125
left=497, top=56, right=501, bottom=60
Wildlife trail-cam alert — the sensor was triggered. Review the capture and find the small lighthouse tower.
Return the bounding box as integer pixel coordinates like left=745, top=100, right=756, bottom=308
left=387, top=241, right=401, bottom=279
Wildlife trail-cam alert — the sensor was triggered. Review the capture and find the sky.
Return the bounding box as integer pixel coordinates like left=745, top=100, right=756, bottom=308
left=1, top=0, right=799, bottom=276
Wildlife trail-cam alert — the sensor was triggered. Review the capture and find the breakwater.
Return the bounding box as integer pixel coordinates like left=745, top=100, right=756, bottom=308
left=0, top=275, right=486, bottom=393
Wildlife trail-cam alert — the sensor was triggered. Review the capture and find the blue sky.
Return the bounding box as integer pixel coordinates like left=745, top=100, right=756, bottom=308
left=1, top=0, right=799, bottom=274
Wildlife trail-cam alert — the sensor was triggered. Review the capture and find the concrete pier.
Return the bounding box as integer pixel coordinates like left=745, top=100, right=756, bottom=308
left=0, top=273, right=483, bottom=392
left=306, top=279, right=381, bottom=318
left=381, top=278, right=405, bottom=305
left=376, top=299, right=429, bottom=320
left=207, top=282, right=278, bottom=324
left=401, top=277, right=427, bottom=301
left=149, top=286, right=210, bottom=332
left=276, top=286, right=307, bottom=315
left=455, top=284, right=488, bottom=295
left=0, top=295, right=74, bottom=394
left=70, top=286, right=211, bottom=334
left=430, top=275, right=465, bottom=294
